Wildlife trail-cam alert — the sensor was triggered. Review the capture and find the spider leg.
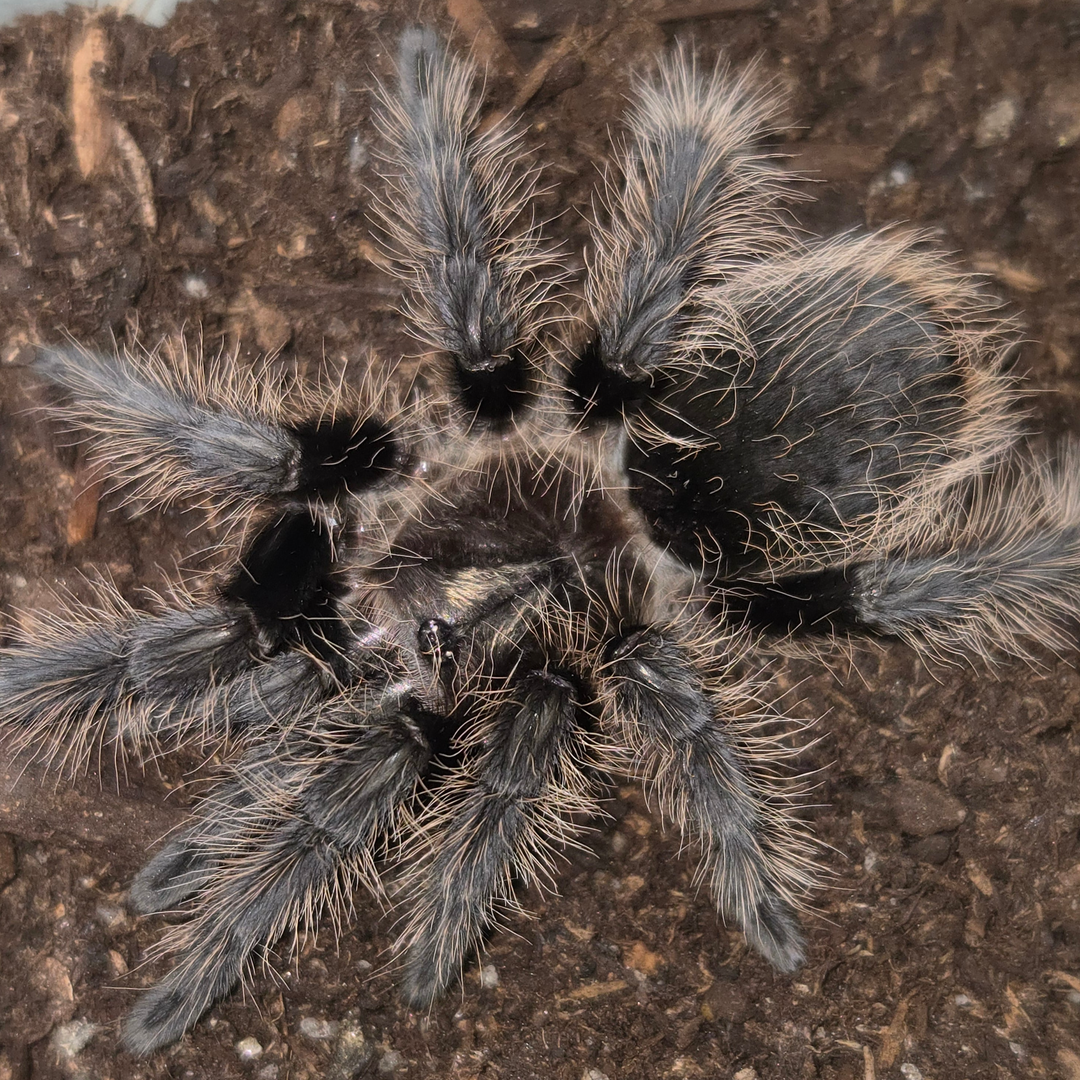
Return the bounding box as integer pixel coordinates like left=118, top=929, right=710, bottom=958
left=0, top=505, right=385, bottom=767
left=127, top=773, right=263, bottom=915
left=398, top=668, right=596, bottom=1006
left=571, top=46, right=787, bottom=414
left=0, top=594, right=332, bottom=770
left=733, top=441, right=1080, bottom=662
left=121, top=690, right=433, bottom=1056
left=34, top=343, right=406, bottom=512
left=597, top=619, right=813, bottom=971
left=375, top=29, right=556, bottom=423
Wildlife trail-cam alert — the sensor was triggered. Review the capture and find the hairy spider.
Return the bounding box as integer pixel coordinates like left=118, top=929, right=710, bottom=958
left=3, top=27, right=1080, bottom=1057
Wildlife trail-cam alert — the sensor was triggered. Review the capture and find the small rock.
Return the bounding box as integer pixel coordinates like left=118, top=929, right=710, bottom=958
left=733, top=1070, right=760, bottom=1080
left=0, top=1047, right=21, bottom=1080
left=906, top=831, right=953, bottom=865
left=480, top=964, right=499, bottom=989
left=182, top=273, right=211, bottom=300
left=34, top=956, right=74, bottom=1011
left=974, top=97, right=1020, bottom=148
left=378, top=1049, right=405, bottom=1073
left=890, top=779, right=966, bottom=837
left=1038, top=80, right=1080, bottom=149
left=274, top=94, right=312, bottom=144
left=256, top=1067, right=280, bottom=1080
left=900, top=1066, right=924, bottom=1080
left=235, top=1036, right=263, bottom=1061
left=95, top=903, right=127, bottom=929
left=50, top=1019, right=99, bottom=1058
left=582, top=1071, right=611, bottom=1080
left=347, top=133, right=368, bottom=174
left=0, top=833, right=16, bottom=890
left=490, top=0, right=605, bottom=41
left=868, top=161, right=914, bottom=193
left=299, top=1016, right=339, bottom=1040
left=326, top=1023, right=374, bottom=1080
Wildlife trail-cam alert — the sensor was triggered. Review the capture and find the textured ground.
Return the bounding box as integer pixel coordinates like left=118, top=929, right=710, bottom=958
left=1, top=1, right=1080, bottom=1078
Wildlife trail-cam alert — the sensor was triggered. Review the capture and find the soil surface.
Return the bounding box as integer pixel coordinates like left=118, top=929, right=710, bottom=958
left=1, top=1, right=1080, bottom=1079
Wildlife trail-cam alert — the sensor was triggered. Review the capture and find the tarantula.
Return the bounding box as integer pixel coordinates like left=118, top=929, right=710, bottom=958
left=3, top=26, right=1080, bottom=1057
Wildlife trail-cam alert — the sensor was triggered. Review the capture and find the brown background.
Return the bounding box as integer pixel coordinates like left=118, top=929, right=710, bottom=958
left=1, top=1, right=1079, bottom=1078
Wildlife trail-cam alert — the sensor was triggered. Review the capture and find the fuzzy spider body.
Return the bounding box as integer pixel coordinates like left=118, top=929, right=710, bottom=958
left=3, top=26, right=1080, bottom=1058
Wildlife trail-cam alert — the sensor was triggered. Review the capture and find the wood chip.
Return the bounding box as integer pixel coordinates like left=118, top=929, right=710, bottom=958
left=446, top=0, right=520, bottom=75
left=877, top=994, right=913, bottom=1069
left=787, top=141, right=888, bottom=180
left=970, top=255, right=1045, bottom=294
left=70, top=23, right=111, bottom=178
left=70, top=22, right=156, bottom=231
left=113, top=121, right=157, bottom=232
left=1059, top=1049, right=1080, bottom=1080
left=656, top=0, right=767, bottom=20
left=511, top=29, right=585, bottom=112
left=66, top=460, right=104, bottom=546
left=1050, top=970, right=1080, bottom=995
left=624, top=942, right=663, bottom=976
left=558, top=978, right=629, bottom=1002
left=966, top=860, right=994, bottom=897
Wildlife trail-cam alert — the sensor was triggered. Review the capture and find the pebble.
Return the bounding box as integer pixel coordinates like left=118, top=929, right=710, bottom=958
left=974, top=97, right=1020, bottom=148
left=182, top=273, right=212, bottom=300
left=35, top=956, right=74, bottom=1009
left=733, top=1070, right=760, bottom=1080
left=869, top=161, right=914, bottom=193
left=900, top=1066, right=924, bottom=1080
left=582, top=1070, right=611, bottom=1080
left=490, top=0, right=604, bottom=41
left=107, top=949, right=129, bottom=977
left=348, top=133, right=369, bottom=174
left=326, top=1023, right=374, bottom=1080
left=299, top=1016, right=339, bottom=1040
left=235, top=1036, right=263, bottom=1061
left=890, top=779, right=966, bottom=837
left=50, top=1019, right=99, bottom=1058
left=906, top=831, right=953, bottom=865
left=95, top=902, right=127, bottom=929
left=480, top=964, right=499, bottom=989
left=378, top=1049, right=405, bottom=1073
left=1038, top=80, right=1080, bottom=149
